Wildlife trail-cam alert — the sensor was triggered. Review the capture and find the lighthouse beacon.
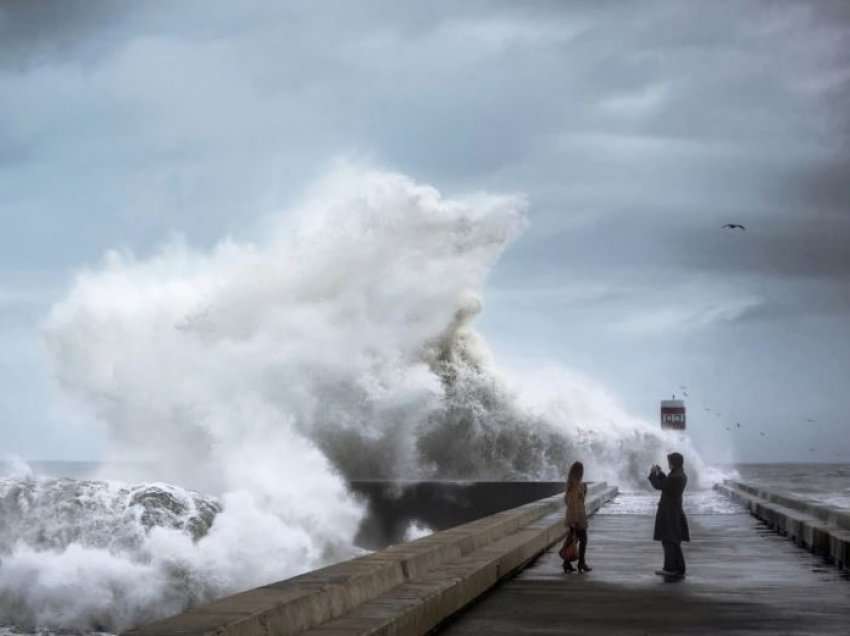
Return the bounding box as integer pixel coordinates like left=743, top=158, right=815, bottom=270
left=660, top=399, right=686, bottom=431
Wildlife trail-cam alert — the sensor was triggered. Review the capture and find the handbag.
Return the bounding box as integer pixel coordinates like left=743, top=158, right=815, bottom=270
left=559, top=528, right=578, bottom=562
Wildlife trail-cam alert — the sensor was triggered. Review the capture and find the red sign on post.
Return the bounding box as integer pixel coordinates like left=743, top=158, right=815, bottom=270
left=660, top=399, right=686, bottom=430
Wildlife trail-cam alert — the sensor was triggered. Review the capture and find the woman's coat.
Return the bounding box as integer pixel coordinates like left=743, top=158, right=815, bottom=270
left=565, top=481, right=588, bottom=529
left=649, top=467, right=690, bottom=543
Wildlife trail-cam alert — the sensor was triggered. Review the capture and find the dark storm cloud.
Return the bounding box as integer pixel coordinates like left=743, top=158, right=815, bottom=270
left=783, top=157, right=850, bottom=220
left=489, top=0, right=850, bottom=293
left=522, top=202, right=850, bottom=281
left=0, top=0, right=130, bottom=70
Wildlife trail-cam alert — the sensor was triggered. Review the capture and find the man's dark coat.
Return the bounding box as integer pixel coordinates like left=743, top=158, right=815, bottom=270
left=649, top=467, right=690, bottom=543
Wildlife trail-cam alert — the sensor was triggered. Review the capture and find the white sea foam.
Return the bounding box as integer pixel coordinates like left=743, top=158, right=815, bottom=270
left=402, top=521, right=434, bottom=542
left=1, top=165, right=718, bottom=632
left=602, top=489, right=742, bottom=516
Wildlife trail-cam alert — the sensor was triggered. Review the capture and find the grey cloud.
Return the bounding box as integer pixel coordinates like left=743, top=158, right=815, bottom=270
left=0, top=130, right=29, bottom=166
left=0, top=0, right=130, bottom=70
left=783, top=158, right=850, bottom=219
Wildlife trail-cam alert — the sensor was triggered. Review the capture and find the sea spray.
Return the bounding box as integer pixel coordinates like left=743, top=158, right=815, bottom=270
left=1, top=166, right=714, bottom=632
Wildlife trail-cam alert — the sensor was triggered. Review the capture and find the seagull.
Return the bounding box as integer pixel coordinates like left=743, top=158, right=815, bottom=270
left=806, top=418, right=816, bottom=423
left=722, top=223, right=746, bottom=230
left=725, top=426, right=731, bottom=431
left=736, top=422, right=742, bottom=428
left=760, top=432, right=766, bottom=437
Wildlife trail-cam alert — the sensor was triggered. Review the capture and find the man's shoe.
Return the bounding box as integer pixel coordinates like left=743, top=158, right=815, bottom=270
left=562, top=561, right=575, bottom=573
left=655, top=569, right=675, bottom=576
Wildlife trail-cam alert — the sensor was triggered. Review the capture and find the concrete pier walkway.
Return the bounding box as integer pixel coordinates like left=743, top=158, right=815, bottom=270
left=439, top=513, right=850, bottom=635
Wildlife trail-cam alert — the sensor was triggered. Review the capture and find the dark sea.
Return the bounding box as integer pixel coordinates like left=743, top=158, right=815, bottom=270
left=7, top=460, right=849, bottom=522
left=8, top=461, right=850, bottom=506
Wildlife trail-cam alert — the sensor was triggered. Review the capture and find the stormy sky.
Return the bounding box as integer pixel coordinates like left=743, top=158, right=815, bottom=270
left=1, top=0, right=848, bottom=463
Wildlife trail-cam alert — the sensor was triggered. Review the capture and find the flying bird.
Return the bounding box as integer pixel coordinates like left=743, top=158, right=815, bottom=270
left=736, top=422, right=742, bottom=428
left=722, top=223, right=746, bottom=230
left=725, top=426, right=731, bottom=431
left=760, top=432, right=766, bottom=437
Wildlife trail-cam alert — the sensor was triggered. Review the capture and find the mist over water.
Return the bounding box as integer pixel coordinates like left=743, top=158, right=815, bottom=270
left=2, top=167, right=716, bottom=632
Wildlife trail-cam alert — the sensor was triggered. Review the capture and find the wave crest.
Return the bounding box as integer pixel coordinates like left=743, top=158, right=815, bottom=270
left=0, top=166, right=714, bottom=631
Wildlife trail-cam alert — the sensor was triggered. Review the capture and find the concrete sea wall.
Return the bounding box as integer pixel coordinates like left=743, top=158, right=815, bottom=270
left=124, top=482, right=617, bottom=636
left=716, top=480, right=850, bottom=570
left=349, top=481, right=571, bottom=549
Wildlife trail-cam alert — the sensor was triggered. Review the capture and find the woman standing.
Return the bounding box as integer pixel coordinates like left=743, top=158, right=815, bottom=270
left=563, top=461, right=592, bottom=573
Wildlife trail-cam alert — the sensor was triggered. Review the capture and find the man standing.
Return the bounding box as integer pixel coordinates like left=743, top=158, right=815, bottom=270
left=649, top=452, right=690, bottom=578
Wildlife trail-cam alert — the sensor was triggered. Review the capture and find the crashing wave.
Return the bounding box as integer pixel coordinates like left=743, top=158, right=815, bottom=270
left=1, top=165, right=716, bottom=632
left=0, top=478, right=221, bottom=553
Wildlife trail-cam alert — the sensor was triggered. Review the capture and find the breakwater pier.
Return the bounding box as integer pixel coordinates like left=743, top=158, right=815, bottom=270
left=124, top=481, right=849, bottom=636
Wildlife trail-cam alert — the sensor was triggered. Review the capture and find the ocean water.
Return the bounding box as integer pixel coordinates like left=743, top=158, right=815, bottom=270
left=732, top=463, right=850, bottom=508
left=601, top=463, right=850, bottom=515
left=602, top=488, right=741, bottom=515
left=2, top=461, right=101, bottom=480
left=23, top=462, right=845, bottom=512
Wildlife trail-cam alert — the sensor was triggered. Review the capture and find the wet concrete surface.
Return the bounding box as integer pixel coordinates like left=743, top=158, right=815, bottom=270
left=438, top=513, right=850, bottom=635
